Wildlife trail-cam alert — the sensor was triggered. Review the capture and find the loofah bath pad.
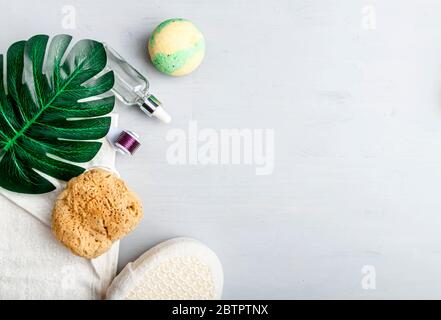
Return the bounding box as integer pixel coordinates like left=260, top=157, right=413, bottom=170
left=106, top=238, right=223, bottom=300
left=52, top=168, right=143, bottom=259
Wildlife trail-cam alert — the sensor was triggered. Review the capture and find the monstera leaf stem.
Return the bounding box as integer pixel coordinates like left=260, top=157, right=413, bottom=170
left=2, top=62, right=86, bottom=152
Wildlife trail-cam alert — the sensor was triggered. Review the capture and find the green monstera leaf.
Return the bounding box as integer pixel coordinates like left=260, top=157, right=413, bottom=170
left=0, top=34, right=115, bottom=194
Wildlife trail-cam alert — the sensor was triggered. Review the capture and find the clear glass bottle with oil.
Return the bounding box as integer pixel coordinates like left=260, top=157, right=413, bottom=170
left=104, top=44, right=171, bottom=123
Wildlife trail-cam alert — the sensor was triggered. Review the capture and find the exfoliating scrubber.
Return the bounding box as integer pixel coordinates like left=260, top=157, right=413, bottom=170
left=106, top=238, right=223, bottom=300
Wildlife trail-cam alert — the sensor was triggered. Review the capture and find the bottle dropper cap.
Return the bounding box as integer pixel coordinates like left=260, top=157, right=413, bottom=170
left=152, top=106, right=172, bottom=123
left=139, top=94, right=172, bottom=124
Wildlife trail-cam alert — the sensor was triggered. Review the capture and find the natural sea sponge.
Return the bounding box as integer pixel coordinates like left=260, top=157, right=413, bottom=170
left=52, top=168, right=143, bottom=259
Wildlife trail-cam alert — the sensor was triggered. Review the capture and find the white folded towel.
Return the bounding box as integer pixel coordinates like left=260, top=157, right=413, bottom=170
left=0, top=115, right=120, bottom=299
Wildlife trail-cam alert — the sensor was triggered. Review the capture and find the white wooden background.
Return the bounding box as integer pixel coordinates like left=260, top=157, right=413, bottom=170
left=3, top=0, right=441, bottom=299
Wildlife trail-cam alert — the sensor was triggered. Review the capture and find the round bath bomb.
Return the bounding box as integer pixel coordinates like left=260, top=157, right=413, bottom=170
left=148, top=18, right=205, bottom=76
left=52, top=168, right=143, bottom=259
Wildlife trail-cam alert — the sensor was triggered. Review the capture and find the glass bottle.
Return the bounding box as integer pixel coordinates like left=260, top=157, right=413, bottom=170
left=103, top=44, right=171, bottom=123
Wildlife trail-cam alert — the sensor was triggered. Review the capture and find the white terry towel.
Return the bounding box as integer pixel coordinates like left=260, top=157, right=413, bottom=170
left=0, top=115, right=120, bottom=299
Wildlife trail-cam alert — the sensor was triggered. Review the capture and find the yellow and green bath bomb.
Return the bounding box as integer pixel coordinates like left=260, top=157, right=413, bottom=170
left=148, top=18, right=205, bottom=76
